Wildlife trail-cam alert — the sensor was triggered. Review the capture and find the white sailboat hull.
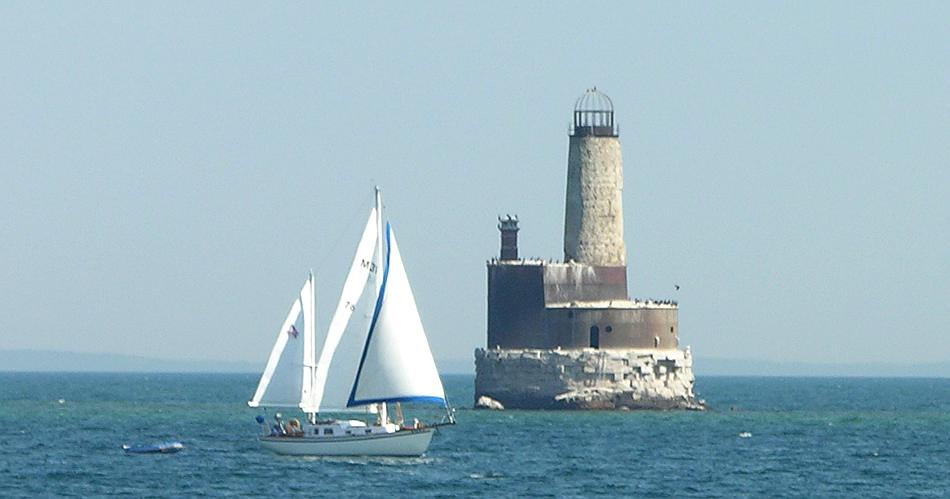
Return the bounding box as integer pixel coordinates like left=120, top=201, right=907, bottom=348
left=259, top=428, right=435, bottom=456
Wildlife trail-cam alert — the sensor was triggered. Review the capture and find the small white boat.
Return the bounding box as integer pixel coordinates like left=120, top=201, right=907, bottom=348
left=248, top=188, right=453, bottom=457
left=122, top=441, right=184, bottom=454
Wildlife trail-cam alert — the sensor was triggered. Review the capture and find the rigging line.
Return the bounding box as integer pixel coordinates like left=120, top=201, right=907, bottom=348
left=309, top=188, right=369, bottom=281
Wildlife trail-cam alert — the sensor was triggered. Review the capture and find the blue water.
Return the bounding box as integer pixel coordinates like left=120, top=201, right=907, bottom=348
left=1, top=374, right=948, bottom=497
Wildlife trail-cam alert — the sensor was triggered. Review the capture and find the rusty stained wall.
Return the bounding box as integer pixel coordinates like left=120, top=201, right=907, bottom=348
left=487, top=262, right=679, bottom=349
left=542, top=263, right=627, bottom=303
left=487, top=264, right=546, bottom=349
left=545, top=307, right=678, bottom=349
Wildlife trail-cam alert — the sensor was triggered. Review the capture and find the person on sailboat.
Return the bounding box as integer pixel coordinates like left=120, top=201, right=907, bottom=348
left=270, top=413, right=286, bottom=436
left=286, top=418, right=303, bottom=437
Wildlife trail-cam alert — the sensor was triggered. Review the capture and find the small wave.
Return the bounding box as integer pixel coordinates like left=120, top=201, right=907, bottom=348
left=469, top=471, right=505, bottom=480
left=738, top=432, right=752, bottom=438
left=298, top=456, right=435, bottom=466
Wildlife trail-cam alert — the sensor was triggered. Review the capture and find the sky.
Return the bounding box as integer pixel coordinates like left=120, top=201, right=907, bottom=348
left=1, top=2, right=947, bottom=370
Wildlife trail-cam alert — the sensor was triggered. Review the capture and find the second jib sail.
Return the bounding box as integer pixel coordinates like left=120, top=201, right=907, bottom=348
left=308, top=207, right=380, bottom=412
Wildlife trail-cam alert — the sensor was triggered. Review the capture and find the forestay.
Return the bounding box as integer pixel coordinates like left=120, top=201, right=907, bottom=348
left=348, top=224, right=446, bottom=407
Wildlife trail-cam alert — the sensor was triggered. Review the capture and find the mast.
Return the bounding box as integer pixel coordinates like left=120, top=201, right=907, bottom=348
left=374, top=186, right=383, bottom=295
left=374, top=186, right=389, bottom=425
left=299, top=272, right=316, bottom=422
left=312, top=273, right=317, bottom=420
left=305, top=271, right=317, bottom=423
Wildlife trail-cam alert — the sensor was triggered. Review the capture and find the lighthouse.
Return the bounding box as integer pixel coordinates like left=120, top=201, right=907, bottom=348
left=564, top=88, right=626, bottom=267
left=475, top=88, right=703, bottom=411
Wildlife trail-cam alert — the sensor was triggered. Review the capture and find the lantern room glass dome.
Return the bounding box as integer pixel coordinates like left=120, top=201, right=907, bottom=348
left=572, top=87, right=618, bottom=137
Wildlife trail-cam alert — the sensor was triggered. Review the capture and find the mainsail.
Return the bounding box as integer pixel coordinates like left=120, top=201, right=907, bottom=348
left=347, top=223, right=447, bottom=407
left=249, top=276, right=314, bottom=408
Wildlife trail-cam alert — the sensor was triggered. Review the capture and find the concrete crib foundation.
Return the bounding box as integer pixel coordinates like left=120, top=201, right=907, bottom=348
left=474, top=347, right=705, bottom=410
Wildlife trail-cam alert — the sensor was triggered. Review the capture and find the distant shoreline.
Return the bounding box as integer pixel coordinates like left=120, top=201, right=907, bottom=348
left=1, top=350, right=947, bottom=378
left=0, top=349, right=259, bottom=374
left=1, top=372, right=948, bottom=380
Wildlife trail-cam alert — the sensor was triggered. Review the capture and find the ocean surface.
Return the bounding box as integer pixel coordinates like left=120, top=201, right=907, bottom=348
left=1, top=374, right=948, bottom=497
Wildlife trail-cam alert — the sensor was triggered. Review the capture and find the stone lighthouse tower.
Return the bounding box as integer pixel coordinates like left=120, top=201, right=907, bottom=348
left=564, top=88, right=626, bottom=267
left=474, top=88, right=703, bottom=411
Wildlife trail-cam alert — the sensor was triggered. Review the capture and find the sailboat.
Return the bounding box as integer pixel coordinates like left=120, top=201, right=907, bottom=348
left=248, top=188, right=454, bottom=456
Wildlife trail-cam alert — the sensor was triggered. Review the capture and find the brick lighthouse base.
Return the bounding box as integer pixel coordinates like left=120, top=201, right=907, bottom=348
left=474, top=347, right=705, bottom=410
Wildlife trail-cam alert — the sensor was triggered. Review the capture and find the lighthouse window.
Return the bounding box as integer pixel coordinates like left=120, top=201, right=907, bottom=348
left=590, top=326, right=600, bottom=349
left=605, top=326, right=613, bottom=333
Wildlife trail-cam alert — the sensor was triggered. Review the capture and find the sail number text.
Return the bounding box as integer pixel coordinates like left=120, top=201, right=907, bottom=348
left=361, top=259, right=377, bottom=273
